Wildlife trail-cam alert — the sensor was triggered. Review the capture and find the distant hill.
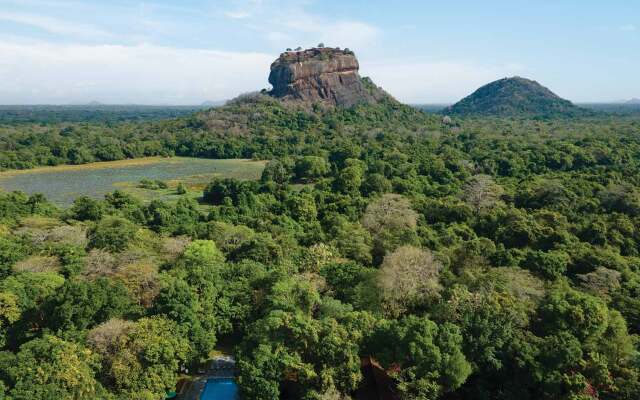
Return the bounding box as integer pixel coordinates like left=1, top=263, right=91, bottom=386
left=201, top=100, right=226, bottom=107
left=413, top=104, right=450, bottom=113
left=445, top=76, right=590, bottom=117
left=0, top=105, right=207, bottom=124
left=626, top=98, right=640, bottom=105
left=580, top=102, right=640, bottom=115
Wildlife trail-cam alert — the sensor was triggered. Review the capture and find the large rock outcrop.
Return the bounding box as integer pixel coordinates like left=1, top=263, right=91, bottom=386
left=268, top=47, right=384, bottom=107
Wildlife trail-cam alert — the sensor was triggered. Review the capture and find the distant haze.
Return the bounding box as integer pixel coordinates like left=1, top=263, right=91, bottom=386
left=0, top=0, right=637, bottom=104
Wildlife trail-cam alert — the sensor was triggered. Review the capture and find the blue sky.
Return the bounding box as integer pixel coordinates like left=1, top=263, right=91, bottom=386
left=0, top=0, right=637, bottom=104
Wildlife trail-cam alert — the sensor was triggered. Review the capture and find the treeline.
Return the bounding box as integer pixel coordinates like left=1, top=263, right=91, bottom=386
left=0, top=105, right=208, bottom=125
left=0, top=96, right=639, bottom=399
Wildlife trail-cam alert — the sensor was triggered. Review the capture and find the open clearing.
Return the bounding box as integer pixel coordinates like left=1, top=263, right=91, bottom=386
left=0, top=157, right=265, bottom=206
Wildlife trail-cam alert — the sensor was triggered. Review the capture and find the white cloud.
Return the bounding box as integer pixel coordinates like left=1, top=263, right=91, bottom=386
left=266, top=31, right=293, bottom=44
left=0, top=37, right=530, bottom=105
left=223, top=0, right=265, bottom=20
left=318, top=21, right=380, bottom=49
left=277, top=12, right=380, bottom=49
left=362, top=60, right=526, bottom=103
left=224, top=11, right=251, bottom=19
left=620, top=24, right=636, bottom=32
left=0, top=40, right=274, bottom=104
left=218, top=1, right=380, bottom=50
left=0, top=11, right=112, bottom=38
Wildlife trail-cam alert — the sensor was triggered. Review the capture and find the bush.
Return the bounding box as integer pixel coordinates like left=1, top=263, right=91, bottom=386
left=69, top=196, right=104, bottom=221
left=521, top=250, right=570, bottom=280
left=88, top=217, right=137, bottom=252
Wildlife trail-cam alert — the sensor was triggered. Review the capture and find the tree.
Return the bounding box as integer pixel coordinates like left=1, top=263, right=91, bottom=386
left=287, top=192, right=318, bottom=223
left=176, top=182, right=187, bottom=195
left=439, top=286, right=529, bottom=375
left=362, top=194, right=419, bottom=263
left=152, top=276, right=216, bottom=360
left=0, top=272, right=65, bottom=346
left=320, top=261, right=371, bottom=303
left=377, top=246, right=442, bottom=317
left=182, top=239, right=225, bottom=266
left=334, top=159, right=365, bottom=194
left=261, top=160, right=290, bottom=184
left=0, top=236, right=29, bottom=278
left=47, top=277, right=137, bottom=332
left=294, top=156, right=329, bottom=182
left=202, top=178, right=256, bottom=206
left=366, top=316, right=471, bottom=400
left=0, top=292, right=20, bottom=348
left=520, top=250, right=570, bottom=280
left=599, top=184, right=640, bottom=216
left=230, top=233, right=282, bottom=264
left=87, top=216, right=137, bottom=252
left=363, top=194, right=417, bottom=234
left=237, top=311, right=361, bottom=400
left=86, top=318, right=134, bottom=355
left=4, top=335, right=106, bottom=400
left=362, top=173, right=392, bottom=196
left=537, top=283, right=609, bottom=342
left=69, top=196, right=104, bottom=221
left=198, top=221, right=255, bottom=254
left=88, top=316, right=190, bottom=399
left=462, top=174, right=503, bottom=214
left=533, top=284, right=638, bottom=398
left=577, top=267, right=621, bottom=299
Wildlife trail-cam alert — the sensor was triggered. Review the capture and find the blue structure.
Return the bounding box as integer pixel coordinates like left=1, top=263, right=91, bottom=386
left=200, top=378, right=239, bottom=400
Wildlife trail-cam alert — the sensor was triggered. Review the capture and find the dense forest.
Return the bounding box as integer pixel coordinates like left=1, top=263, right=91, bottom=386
left=1, top=95, right=640, bottom=399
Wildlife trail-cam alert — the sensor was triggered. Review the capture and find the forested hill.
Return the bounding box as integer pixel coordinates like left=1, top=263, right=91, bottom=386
left=0, top=94, right=440, bottom=170
left=445, top=76, right=592, bottom=118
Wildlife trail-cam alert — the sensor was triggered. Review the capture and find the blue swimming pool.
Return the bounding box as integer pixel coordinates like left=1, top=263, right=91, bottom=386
left=200, top=378, right=239, bottom=400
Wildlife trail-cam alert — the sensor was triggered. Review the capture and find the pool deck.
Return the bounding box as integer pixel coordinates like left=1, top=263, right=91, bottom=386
left=177, top=356, right=237, bottom=400
left=178, top=377, right=207, bottom=400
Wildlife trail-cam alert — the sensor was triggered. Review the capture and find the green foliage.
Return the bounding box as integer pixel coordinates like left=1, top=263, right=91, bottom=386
left=182, top=239, right=225, bottom=265
left=89, top=316, right=190, bottom=399
left=294, top=156, right=329, bottom=182
left=69, top=196, right=104, bottom=221
left=2, top=335, right=106, bottom=400
left=176, top=182, right=187, bottom=194
left=521, top=249, right=570, bottom=280
left=366, top=315, right=471, bottom=400
left=238, top=310, right=361, bottom=400
left=0, top=236, right=29, bottom=278
left=137, top=178, right=168, bottom=190
left=87, top=216, right=137, bottom=252
left=320, top=261, right=371, bottom=303
left=46, top=277, right=137, bottom=333
left=1, top=97, right=640, bottom=399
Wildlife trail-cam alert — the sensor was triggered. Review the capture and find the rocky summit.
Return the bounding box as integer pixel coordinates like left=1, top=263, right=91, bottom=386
left=268, top=47, right=385, bottom=107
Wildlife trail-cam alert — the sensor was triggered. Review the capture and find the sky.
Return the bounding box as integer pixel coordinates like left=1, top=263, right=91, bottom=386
left=0, top=0, right=638, bottom=105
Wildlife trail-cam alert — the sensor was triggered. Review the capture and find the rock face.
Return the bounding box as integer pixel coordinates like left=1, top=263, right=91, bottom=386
left=268, top=47, right=384, bottom=107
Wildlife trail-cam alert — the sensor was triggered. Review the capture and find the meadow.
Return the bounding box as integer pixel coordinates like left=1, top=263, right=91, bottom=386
left=0, top=157, right=265, bottom=206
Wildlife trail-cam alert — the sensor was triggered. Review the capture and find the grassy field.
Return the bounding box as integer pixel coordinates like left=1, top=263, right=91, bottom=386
left=0, top=157, right=266, bottom=206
